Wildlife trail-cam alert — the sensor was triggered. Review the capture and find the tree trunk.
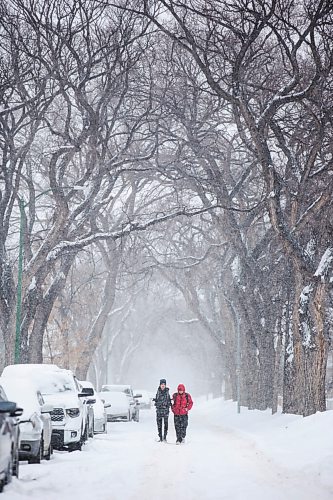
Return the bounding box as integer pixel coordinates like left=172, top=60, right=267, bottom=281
left=75, top=243, right=120, bottom=380
left=283, top=265, right=329, bottom=416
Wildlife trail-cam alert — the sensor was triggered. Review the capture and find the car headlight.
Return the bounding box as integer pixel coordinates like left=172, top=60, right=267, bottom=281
left=66, top=408, right=80, bottom=418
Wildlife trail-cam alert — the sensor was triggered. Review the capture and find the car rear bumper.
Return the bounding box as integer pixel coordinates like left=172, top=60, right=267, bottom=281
left=93, top=418, right=107, bottom=433
left=19, top=439, right=40, bottom=459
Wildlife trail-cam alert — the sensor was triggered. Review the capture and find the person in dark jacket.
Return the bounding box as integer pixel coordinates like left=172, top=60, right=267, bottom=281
left=172, top=383, right=193, bottom=444
left=154, top=379, right=172, bottom=442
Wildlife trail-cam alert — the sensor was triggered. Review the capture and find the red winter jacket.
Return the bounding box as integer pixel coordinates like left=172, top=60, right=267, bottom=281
left=172, top=384, right=193, bottom=415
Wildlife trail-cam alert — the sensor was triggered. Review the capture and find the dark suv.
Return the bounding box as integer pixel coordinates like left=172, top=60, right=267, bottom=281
left=0, top=385, right=22, bottom=492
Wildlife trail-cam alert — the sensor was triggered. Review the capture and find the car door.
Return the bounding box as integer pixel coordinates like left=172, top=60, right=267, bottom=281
left=38, top=392, right=52, bottom=452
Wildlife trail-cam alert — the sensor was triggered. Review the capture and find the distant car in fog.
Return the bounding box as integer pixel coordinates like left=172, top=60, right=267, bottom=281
left=101, top=385, right=141, bottom=422
left=98, top=391, right=132, bottom=422
left=134, top=390, right=153, bottom=409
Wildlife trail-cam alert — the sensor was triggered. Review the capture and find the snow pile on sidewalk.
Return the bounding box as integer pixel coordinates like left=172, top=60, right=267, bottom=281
left=198, top=398, right=333, bottom=490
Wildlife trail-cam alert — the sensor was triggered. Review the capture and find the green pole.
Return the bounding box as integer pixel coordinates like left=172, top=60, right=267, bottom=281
left=14, top=198, right=25, bottom=364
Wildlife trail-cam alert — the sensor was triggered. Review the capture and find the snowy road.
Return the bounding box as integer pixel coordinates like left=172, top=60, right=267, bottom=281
left=3, top=400, right=333, bottom=500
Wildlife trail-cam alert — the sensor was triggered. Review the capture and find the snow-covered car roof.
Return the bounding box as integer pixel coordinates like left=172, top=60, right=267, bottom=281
left=101, top=384, right=132, bottom=395
left=0, top=377, right=42, bottom=419
left=2, top=364, right=77, bottom=395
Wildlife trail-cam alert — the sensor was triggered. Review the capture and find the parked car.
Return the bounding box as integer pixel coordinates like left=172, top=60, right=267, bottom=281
left=0, top=377, right=53, bottom=463
left=79, top=381, right=108, bottom=434
left=78, top=381, right=97, bottom=437
left=0, top=384, right=22, bottom=492
left=98, top=391, right=132, bottom=422
left=134, top=389, right=153, bottom=409
left=101, top=385, right=141, bottom=422
left=2, top=364, right=89, bottom=452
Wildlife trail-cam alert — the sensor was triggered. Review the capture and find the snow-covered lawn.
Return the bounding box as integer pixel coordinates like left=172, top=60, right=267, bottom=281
left=3, top=398, right=333, bottom=499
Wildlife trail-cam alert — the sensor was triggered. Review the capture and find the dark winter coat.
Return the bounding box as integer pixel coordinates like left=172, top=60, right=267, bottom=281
left=172, top=384, right=193, bottom=416
left=154, top=387, right=172, bottom=417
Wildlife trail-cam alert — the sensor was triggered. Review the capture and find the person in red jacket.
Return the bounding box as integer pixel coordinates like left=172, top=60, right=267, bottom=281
left=172, top=384, right=193, bottom=444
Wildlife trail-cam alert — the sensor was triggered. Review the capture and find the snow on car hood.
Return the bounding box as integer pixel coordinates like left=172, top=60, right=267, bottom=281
left=42, top=391, right=81, bottom=409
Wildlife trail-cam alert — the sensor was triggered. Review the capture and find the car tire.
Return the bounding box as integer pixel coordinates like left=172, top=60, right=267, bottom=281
left=82, top=424, right=88, bottom=443
left=68, top=440, right=81, bottom=452
left=5, top=460, right=12, bottom=485
left=28, top=439, right=42, bottom=464
left=12, top=448, right=19, bottom=478
left=45, top=443, right=53, bottom=461
left=89, top=419, right=94, bottom=438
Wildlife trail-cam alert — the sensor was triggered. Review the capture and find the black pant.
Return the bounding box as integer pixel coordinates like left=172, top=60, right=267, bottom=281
left=174, top=414, right=188, bottom=441
left=156, top=415, right=169, bottom=438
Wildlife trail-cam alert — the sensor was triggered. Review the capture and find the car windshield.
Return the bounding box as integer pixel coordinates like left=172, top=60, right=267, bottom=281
left=38, top=373, right=76, bottom=395
left=99, top=391, right=128, bottom=404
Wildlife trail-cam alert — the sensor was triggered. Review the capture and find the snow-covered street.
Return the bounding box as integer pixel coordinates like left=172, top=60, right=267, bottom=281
left=3, top=399, right=333, bottom=500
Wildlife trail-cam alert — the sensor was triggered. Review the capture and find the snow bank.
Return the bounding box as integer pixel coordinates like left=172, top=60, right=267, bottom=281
left=197, top=398, right=333, bottom=490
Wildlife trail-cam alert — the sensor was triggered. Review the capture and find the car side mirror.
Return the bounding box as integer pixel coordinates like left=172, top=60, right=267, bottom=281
left=134, top=394, right=142, bottom=398
left=104, top=403, right=111, bottom=408
left=87, top=399, right=96, bottom=405
left=0, top=401, right=18, bottom=415
left=41, top=403, right=54, bottom=414
left=12, top=407, right=24, bottom=417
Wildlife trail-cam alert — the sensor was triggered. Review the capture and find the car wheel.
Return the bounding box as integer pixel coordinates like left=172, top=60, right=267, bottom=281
left=45, top=443, right=53, bottom=461
left=5, top=460, right=12, bottom=485
left=89, top=419, right=94, bottom=438
left=68, top=440, right=82, bottom=452
left=12, top=448, right=19, bottom=478
left=28, top=439, right=43, bottom=464
left=82, top=424, right=88, bottom=443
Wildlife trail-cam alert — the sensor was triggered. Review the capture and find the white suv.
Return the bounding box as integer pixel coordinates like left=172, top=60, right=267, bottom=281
left=1, top=364, right=89, bottom=452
